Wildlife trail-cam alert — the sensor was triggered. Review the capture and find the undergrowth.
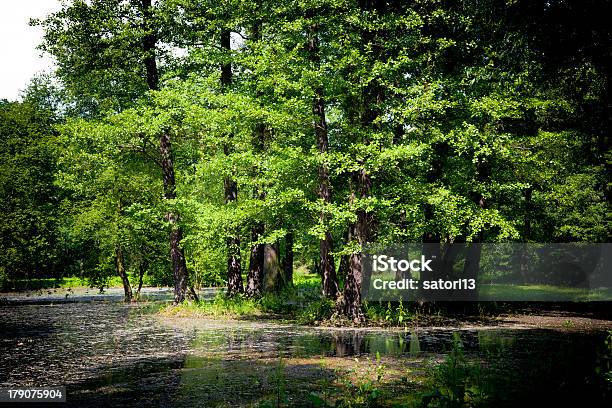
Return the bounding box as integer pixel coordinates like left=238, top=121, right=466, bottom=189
left=161, top=271, right=334, bottom=323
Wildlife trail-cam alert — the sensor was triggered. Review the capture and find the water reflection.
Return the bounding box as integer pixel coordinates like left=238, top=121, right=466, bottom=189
left=478, top=330, right=515, bottom=353
left=186, top=326, right=518, bottom=358
left=1, top=301, right=610, bottom=407
left=410, top=329, right=421, bottom=356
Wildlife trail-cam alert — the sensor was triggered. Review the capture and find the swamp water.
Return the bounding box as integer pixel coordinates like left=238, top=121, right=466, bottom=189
left=0, top=298, right=610, bottom=407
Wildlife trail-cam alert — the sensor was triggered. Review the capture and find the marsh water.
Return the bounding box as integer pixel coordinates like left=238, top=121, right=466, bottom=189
left=0, top=295, right=610, bottom=407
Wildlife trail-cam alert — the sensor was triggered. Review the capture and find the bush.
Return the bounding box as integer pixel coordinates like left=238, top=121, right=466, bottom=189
left=419, top=333, right=489, bottom=407
left=297, top=299, right=335, bottom=324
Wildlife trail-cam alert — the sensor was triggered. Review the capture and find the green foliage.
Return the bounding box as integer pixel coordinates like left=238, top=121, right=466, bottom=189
left=258, top=357, right=288, bottom=408
left=32, top=0, right=167, bottom=115
left=595, top=330, right=612, bottom=387
left=7, top=0, right=611, bottom=296
left=297, top=299, right=335, bottom=325
left=309, top=354, right=386, bottom=408
left=55, top=115, right=170, bottom=289
left=163, top=270, right=335, bottom=320
left=363, top=300, right=417, bottom=327
left=0, top=98, right=63, bottom=281
left=419, top=333, right=489, bottom=407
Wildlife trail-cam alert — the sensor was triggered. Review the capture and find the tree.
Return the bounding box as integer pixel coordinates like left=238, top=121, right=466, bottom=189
left=24, top=0, right=610, bottom=314
left=0, top=99, right=62, bottom=286
left=306, top=9, right=339, bottom=299
left=36, top=0, right=191, bottom=302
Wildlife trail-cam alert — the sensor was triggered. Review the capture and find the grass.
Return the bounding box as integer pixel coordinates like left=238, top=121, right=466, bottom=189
left=161, top=294, right=264, bottom=318
left=1, top=274, right=167, bottom=292
left=366, top=269, right=612, bottom=302
left=0, top=276, right=114, bottom=291
left=161, top=270, right=490, bottom=326
left=363, top=299, right=419, bottom=327
left=161, top=269, right=331, bottom=323
left=418, top=333, right=491, bottom=406
left=479, top=283, right=612, bottom=301
left=162, top=267, right=449, bottom=326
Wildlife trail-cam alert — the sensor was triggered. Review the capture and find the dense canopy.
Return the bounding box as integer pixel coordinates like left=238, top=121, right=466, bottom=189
left=1, top=0, right=609, bottom=319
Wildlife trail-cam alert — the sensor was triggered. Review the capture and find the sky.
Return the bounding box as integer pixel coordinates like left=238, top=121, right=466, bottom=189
left=0, top=1, right=61, bottom=101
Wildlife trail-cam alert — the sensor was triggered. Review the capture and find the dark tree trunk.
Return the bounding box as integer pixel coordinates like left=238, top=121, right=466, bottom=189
left=519, top=187, right=533, bottom=282
left=342, top=252, right=364, bottom=323
left=338, top=254, right=350, bottom=282
left=141, top=0, right=188, bottom=304
left=320, top=231, right=338, bottom=297
left=339, top=169, right=372, bottom=323
left=246, top=124, right=266, bottom=296
left=115, top=246, right=132, bottom=302
left=246, top=223, right=265, bottom=297
left=441, top=240, right=464, bottom=278
left=221, top=28, right=243, bottom=296
left=337, top=0, right=385, bottom=323
left=523, top=187, right=532, bottom=240
left=245, top=23, right=266, bottom=298
left=188, top=286, right=199, bottom=301
left=220, top=29, right=232, bottom=87
left=246, top=166, right=265, bottom=297
left=283, top=231, right=294, bottom=287
left=141, top=0, right=158, bottom=91
left=168, top=213, right=188, bottom=303
left=395, top=209, right=409, bottom=280
left=226, top=235, right=243, bottom=296
left=160, top=131, right=188, bottom=303
left=263, top=243, right=282, bottom=293
left=307, top=21, right=339, bottom=298
left=463, top=145, right=490, bottom=294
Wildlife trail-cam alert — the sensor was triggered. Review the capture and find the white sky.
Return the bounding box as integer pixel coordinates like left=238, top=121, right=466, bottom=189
left=0, top=0, right=61, bottom=101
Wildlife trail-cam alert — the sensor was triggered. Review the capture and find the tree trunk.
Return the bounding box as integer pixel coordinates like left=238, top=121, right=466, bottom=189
left=246, top=123, right=265, bottom=297
left=245, top=23, right=266, bottom=298
left=518, top=187, right=533, bottom=282
left=283, top=231, right=294, bottom=287
left=115, top=246, right=132, bottom=302
left=337, top=0, right=385, bottom=323
left=246, top=223, right=265, bottom=297
left=338, top=169, right=372, bottom=323
left=320, top=232, right=338, bottom=296
left=160, top=131, right=188, bottom=303
left=226, top=235, right=243, bottom=296
left=168, top=213, right=188, bottom=303
left=338, top=253, right=350, bottom=282
left=263, top=243, right=282, bottom=293
left=221, top=28, right=243, bottom=296
left=462, top=144, right=490, bottom=297
left=307, top=21, right=339, bottom=298
left=142, top=0, right=188, bottom=304
left=141, top=0, right=158, bottom=92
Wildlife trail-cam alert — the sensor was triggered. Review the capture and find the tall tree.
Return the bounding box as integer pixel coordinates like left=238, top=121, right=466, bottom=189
left=37, top=0, right=191, bottom=302
left=220, top=27, right=244, bottom=296
left=306, top=15, right=339, bottom=299
left=245, top=22, right=266, bottom=297
left=142, top=0, right=189, bottom=303
left=336, top=0, right=387, bottom=323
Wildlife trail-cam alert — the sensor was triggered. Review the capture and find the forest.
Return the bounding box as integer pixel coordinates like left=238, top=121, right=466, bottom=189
left=0, top=1, right=611, bottom=406
left=2, top=0, right=609, bottom=314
